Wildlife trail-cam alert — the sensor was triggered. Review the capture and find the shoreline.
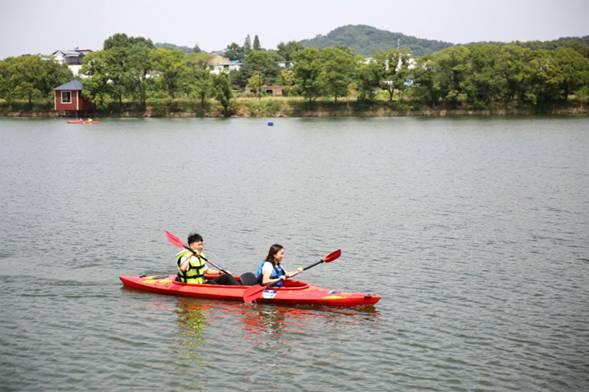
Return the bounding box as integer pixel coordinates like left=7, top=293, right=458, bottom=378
left=1, top=100, right=587, bottom=119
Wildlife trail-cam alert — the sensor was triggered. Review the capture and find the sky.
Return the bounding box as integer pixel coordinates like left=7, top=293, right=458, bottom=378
left=1, top=0, right=588, bottom=59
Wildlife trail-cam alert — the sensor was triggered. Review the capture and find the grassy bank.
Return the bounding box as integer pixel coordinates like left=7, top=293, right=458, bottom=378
left=1, top=97, right=588, bottom=118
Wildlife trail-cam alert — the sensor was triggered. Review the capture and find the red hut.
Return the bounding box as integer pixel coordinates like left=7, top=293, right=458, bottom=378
left=54, top=80, right=94, bottom=116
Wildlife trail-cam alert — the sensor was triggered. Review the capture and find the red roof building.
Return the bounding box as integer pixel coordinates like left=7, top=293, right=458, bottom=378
left=54, top=80, right=94, bottom=114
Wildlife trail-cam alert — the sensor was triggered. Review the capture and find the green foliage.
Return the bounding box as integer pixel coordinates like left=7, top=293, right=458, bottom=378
left=155, top=42, right=201, bottom=54
left=241, top=98, right=283, bottom=117
left=278, top=68, right=297, bottom=96
left=355, top=61, right=382, bottom=102
left=247, top=72, right=264, bottom=99
left=409, top=43, right=589, bottom=110
left=81, top=44, right=154, bottom=109
left=0, top=55, right=72, bottom=105
left=299, top=24, right=453, bottom=56
left=104, top=33, right=154, bottom=50
left=213, top=73, right=233, bottom=116
left=152, top=48, right=186, bottom=98
left=292, top=48, right=324, bottom=102
left=253, top=35, right=261, bottom=50
left=4, top=30, right=589, bottom=117
left=225, top=43, right=244, bottom=61
left=234, top=50, right=283, bottom=88
left=318, top=48, right=358, bottom=102
left=374, top=49, right=412, bottom=103
left=277, top=41, right=304, bottom=62
left=244, top=35, right=252, bottom=54
left=519, top=36, right=589, bottom=58
left=181, top=53, right=213, bottom=112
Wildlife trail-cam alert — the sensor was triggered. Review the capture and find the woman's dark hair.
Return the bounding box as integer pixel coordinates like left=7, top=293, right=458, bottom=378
left=187, top=233, right=203, bottom=245
left=265, top=244, right=284, bottom=264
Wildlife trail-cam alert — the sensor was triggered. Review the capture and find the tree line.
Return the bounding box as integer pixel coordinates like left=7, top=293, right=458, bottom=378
left=1, top=33, right=588, bottom=114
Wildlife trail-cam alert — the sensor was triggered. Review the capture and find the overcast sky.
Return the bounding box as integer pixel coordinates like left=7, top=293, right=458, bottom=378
left=1, top=0, right=588, bottom=58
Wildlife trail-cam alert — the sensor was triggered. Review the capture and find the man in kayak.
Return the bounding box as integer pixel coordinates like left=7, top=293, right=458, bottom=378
left=176, top=233, right=239, bottom=285
left=256, top=244, right=303, bottom=287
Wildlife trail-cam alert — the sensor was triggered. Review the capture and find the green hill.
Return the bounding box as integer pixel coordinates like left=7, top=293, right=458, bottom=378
left=154, top=42, right=201, bottom=54
left=298, top=25, right=453, bottom=56
left=517, top=36, right=589, bottom=57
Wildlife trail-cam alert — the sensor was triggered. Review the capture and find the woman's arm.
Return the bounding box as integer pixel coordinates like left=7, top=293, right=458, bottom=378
left=261, top=265, right=285, bottom=285
left=286, top=267, right=304, bottom=278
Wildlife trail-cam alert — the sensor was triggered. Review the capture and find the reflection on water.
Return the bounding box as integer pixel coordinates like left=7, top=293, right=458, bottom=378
left=176, top=299, right=209, bottom=345
left=173, top=298, right=212, bottom=391
left=241, top=303, right=380, bottom=338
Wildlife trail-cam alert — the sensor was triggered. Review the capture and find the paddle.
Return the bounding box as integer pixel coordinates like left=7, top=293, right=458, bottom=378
left=242, top=249, right=342, bottom=304
left=164, top=230, right=231, bottom=275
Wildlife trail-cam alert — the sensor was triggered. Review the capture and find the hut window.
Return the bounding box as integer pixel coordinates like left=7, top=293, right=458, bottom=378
left=61, top=91, right=71, bottom=103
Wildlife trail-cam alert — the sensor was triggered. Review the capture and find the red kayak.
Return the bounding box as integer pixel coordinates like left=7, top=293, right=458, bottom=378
left=66, top=119, right=99, bottom=124
left=119, top=274, right=380, bottom=307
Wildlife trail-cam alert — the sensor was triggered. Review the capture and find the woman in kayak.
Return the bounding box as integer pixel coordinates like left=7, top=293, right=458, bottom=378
left=256, top=244, right=303, bottom=287
left=176, top=233, right=239, bottom=285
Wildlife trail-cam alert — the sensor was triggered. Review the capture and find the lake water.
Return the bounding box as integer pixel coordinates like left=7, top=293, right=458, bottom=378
left=0, top=117, right=588, bottom=391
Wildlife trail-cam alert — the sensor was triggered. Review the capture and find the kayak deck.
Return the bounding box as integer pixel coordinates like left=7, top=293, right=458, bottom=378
left=119, top=274, right=380, bottom=307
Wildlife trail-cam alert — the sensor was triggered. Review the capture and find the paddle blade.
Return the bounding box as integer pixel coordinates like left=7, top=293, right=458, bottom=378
left=243, top=285, right=266, bottom=304
left=323, top=249, right=342, bottom=263
left=164, top=230, right=186, bottom=249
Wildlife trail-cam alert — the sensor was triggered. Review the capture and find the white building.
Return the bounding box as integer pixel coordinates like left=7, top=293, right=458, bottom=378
left=51, top=49, right=92, bottom=77
left=207, top=55, right=241, bottom=74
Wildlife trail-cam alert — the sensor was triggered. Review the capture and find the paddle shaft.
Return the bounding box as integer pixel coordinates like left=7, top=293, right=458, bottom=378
left=182, top=246, right=230, bottom=275
left=303, top=260, right=324, bottom=271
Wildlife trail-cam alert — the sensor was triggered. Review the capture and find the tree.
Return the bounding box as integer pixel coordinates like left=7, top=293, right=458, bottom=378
left=0, top=55, right=72, bottom=105
left=247, top=71, right=264, bottom=99
left=292, top=48, right=324, bottom=102
left=225, top=42, right=244, bottom=61
left=553, top=47, right=589, bottom=100
left=244, top=35, right=252, bottom=54
left=411, top=58, right=441, bottom=107
left=213, top=72, right=233, bottom=116
left=318, top=47, right=358, bottom=102
left=234, top=50, right=283, bottom=88
left=181, top=52, right=213, bottom=111
left=495, top=44, right=533, bottom=105
left=375, top=49, right=412, bottom=103
left=104, top=33, right=154, bottom=50
left=81, top=45, right=154, bottom=110
left=460, top=45, right=506, bottom=108
left=122, top=45, right=154, bottom=108
left=428, top=46, right=472, bottom=108
left=152, top=48, right=186, bottom=98
left=526, top=49, right=564, bottom=107
left=278, top=68, right=296, bottom=96
left=80, top=50, right=124, bottom=109
left=355, top=60, right=382, bottom=102
left=277, top=41, right=304, bottom=62
left=253, top=35, right=261, bottom=50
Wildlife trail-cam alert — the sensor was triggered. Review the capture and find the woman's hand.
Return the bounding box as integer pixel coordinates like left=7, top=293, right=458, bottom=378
left=286, top=268, right=303, bottom=278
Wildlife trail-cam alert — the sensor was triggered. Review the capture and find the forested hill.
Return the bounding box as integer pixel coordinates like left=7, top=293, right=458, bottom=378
left=518, top=36, right=589, bottom=57
left=298, top=25, right=453, bottom=56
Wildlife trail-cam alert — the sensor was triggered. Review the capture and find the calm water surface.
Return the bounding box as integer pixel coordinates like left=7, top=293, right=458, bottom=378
left=0, top=117, right=588, bottom=391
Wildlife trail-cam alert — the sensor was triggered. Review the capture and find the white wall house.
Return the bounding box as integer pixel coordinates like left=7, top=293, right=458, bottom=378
left=51, top=49, right=92, bottom=77
left=208, top=55, right=241, bottom=75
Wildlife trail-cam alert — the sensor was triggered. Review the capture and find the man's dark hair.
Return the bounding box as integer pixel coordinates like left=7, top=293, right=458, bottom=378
left=187, top=233, right=203, bottom=245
